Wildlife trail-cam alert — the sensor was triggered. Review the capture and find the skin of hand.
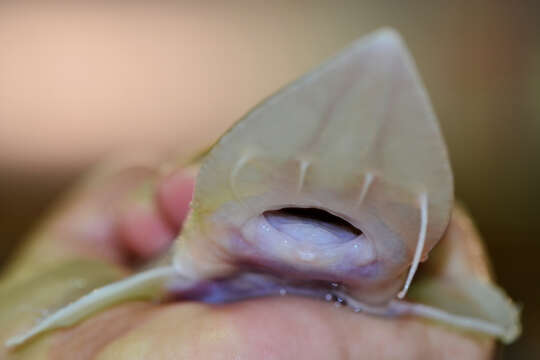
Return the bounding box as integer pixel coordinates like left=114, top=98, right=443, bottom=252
left=0, top=159, right=495, bottom=360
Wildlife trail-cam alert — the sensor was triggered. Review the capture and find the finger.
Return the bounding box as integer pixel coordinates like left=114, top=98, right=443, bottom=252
left=45, top=208, right=494, bottom=360
left=1, top=165, right=159, bottom=278
left=115, top=170, right=194, bottom=260
left=156, top=170, right=195, bottom=230
left=48, top=296, right=493, bottom=360
left=115, top=199, right=176, bottom=261
left=2, top=161, right=194, bottom=278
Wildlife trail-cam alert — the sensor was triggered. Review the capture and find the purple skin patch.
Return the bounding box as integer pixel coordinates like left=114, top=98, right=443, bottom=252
left=169, top=271, right=399, bottom=320
left=171, top=272, right=348, bottom=306
left=336, top=260, right=380, bottom=278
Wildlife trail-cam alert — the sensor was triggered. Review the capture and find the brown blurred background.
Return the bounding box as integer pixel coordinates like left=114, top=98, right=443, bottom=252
left=0, top=1, right=538, bottom=358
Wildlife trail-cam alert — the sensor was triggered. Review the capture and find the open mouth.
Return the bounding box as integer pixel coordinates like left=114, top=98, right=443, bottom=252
left=262, top=207, right=362, bottom=246
left=239, top=206, right=376, bottom=280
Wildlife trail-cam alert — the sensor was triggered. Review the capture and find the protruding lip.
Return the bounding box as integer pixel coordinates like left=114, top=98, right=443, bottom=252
left=263, top=207, right=362, bottom=246
left=239, top=207, right=377, bottom=277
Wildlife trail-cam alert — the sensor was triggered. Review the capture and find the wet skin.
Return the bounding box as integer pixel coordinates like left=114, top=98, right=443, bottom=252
left=0, top=163, right=494, bottom=359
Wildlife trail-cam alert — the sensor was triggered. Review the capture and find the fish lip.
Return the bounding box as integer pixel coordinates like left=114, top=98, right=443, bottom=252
left=245, top=208, right=373, bottom=253
left=262, top=207, right=362, bottom=245
left=231, top=208, right=379, bottom=287
left=258, top=204, right=367, bottom=234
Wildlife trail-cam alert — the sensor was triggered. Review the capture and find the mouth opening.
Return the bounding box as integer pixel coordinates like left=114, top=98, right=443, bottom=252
left=263, top=207, right=362, bottom=245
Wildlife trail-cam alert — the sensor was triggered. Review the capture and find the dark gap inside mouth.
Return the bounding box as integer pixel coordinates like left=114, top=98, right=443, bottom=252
left=263, top=207, right=362, bottom=244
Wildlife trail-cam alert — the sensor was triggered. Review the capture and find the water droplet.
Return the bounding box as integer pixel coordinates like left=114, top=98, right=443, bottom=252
left=353, top=244, right=359, bottom=249
left=331, top=282, right=339, bottom=288
left=334, top=301, right=342, bottom=308
left=279, top=288, right=287, bottom=296
left=325, top=293, right=333, bottom=301
left=354, top=307, right=362, bottom=313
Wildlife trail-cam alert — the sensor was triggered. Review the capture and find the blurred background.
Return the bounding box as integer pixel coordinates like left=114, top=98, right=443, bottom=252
left=0, top=1, right=538, bottom=358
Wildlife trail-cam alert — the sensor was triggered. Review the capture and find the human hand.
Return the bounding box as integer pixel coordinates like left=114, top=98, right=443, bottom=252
left=0, top=160, right=494, bottom=360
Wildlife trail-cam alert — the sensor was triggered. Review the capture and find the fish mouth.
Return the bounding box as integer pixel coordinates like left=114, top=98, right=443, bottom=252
left=239, top=206, right=377, bottom=280
left=262, top=207, right=362, bottom=246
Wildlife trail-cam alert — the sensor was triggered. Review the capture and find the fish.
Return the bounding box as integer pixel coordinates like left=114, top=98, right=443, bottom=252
left=5, top=28, right=520, bottom=348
